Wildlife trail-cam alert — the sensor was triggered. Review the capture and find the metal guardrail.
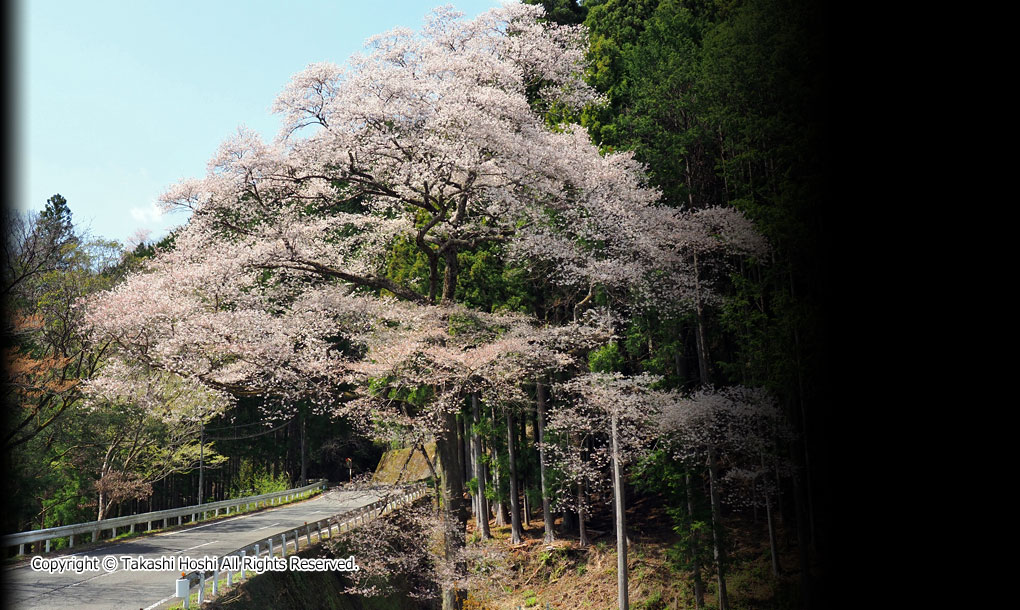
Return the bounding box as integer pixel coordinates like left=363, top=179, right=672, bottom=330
left=2, top=479, right=329, bottom=556
left=172, top=482, right=428, bottom=608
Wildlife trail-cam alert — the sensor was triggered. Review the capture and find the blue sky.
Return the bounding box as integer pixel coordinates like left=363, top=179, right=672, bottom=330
left=15, top=0, right=503, bottom=247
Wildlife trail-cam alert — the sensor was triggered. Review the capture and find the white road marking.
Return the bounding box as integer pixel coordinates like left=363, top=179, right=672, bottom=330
left=69, top=570, right=116, bottom=587
left=176, top=540, right=217, bottom=554
left=254, top=522, right=281, bottom=531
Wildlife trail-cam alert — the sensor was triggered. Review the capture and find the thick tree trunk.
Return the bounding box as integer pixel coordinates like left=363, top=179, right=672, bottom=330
left=762, top=454, right=780, bottom=577
left=299, top=412, right=307, bottom=486
left=686, top=473, right=705, bottom=608
left=462, top=414, right=474, bottom=518
left=471, top=394, right=490, bottom=538
left=490, top=405, right=508, bottom=526
left=427, top=254, right=439, bottom=303
left=611, top=413, right=628, bottom=610
left=675, top=323, right=690, bottom=388
left=520, top=412, right=530, bottom=527
left=441, top=249, right=459, bottom=304
left=536, top=382, right=554, bottom=542
left=766, top=485, right=780, bottom=577
left=707, top=444, right=729, bottom=610
left=97, top=490, right=107, bottom=522
left=506, top=407, right=523, bottom=543
left=457, top=413, right=466, bottom=484
left=576, top=432, right=590, bottom=547
left=577, top=482, right=589, bottom=547
left=481, top=436, right=492, bottom=519
left=198, top=423, right=205, bottom=505
left=492, top=454, right=507, bottom=526
left=692, top=253, right=712, bottom=386
left=436, top=409, right=467, bottom=610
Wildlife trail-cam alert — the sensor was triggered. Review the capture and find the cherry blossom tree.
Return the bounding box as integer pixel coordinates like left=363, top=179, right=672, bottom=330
left=553, top=372, right=672, bottom=610
left=658, top=385, right=785, bottom=610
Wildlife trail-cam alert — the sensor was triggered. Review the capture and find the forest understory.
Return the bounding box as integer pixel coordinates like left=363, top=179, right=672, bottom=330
left=463, top=494, right=814, bottom=610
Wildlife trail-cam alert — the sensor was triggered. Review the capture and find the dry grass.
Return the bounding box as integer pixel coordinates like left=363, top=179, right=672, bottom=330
left=460, top=494, right=808, bottom=610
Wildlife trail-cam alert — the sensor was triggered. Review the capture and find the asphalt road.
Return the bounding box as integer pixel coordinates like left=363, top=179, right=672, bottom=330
left=3, top=487, right=385, bottom=610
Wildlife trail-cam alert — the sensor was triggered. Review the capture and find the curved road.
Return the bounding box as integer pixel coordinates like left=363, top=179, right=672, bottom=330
left=3, top=487, right=385, bottom=610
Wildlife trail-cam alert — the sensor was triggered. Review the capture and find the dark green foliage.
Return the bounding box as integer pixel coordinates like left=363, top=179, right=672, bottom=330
left=588, top=341, right=625, bottom=373
left=384, top=235, right=431, bottom=298
left=524, top=0, right=590, bottom=25
left=455, top=243, right=536, bottom=314
left=633, top=449, right=712, bottom=577
left=39, top=194, right=77, bottom=252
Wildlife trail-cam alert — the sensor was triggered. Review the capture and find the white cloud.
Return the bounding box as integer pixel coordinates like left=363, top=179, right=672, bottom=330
left=129, top=202, right=165, bottom=224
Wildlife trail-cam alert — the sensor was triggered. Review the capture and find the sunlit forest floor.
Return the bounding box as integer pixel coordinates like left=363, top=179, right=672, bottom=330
left=465, top=496, right=813, bottom=610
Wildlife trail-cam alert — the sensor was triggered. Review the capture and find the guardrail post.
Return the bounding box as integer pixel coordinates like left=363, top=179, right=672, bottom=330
left=281, top=532, right=286, bottom=556
left=292, top=529, right=299, bottom=551
left=268, top=537, right=274, bottom=557
left=45, top=539, right=50, bottom=553
left=239, top=550, right=246, bottom=581
left=305, top=525, right=312, bottom=547
left=92, top=529, right=98, bottom=543
left=175, top=576, right=190, bottom=608
left=69, top=535, right=73, bottom=548
left=227, top=561, right=233, bottom=587
left=212, top=568, right=219, bottom=595
left=198, top=572, right=205, bottom=604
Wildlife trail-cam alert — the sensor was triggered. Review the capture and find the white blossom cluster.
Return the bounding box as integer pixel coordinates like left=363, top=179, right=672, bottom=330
left=659, top=385, right=792, bottom=506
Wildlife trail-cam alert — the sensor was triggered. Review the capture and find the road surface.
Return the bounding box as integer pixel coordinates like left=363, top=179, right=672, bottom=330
left=3, top=487, right=384, bottom=610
